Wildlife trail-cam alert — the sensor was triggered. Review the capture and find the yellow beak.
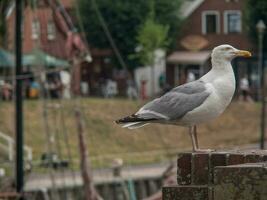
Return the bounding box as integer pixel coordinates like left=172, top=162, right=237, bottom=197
left=234, top=50, right=252, bottom=57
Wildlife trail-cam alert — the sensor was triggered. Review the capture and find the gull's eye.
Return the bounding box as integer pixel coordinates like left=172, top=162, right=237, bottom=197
left=224, top=47, right=232, bottom=51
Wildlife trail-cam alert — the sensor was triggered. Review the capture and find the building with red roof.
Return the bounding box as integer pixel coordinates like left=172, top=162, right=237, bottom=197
left=5, top=0, right=115, bottom=95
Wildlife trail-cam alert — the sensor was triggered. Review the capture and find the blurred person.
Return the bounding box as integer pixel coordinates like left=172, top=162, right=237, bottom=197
left=158, top=71, right=166, bottom=90
left=239, top=75, right=253, bottom=102
left=127, top=78, right=138, bottom=100
left=1, top=81, right=12, bottom=101
left=186, top=71, right=196, bottom=83
left=105, top=79, right=118, bottom=98
left=81, top=81, right=89, bottom=96
left=60, top=70, right=71, bottom=99
left=29, top=80, right=40, bottom=99
left=46, top=75, right=62, bottom=99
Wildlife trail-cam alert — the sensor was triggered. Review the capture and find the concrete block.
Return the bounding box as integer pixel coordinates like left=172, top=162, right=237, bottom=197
left=214, top=163, right=267, bottom=200
left=162, top=186, right=211, bottom=200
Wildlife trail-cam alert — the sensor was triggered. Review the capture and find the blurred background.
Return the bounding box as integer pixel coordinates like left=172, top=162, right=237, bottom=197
left=0, top=0, right=266, bottom=199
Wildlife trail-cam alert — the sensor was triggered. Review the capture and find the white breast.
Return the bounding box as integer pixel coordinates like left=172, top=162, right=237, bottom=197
left=179, top=63, right=236, bottom=126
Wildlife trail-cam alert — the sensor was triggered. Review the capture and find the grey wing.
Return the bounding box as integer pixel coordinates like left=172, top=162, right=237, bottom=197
left=136, top=80, right=210, bottom=120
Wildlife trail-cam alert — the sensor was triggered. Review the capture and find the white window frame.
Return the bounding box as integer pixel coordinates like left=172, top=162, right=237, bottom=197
left=224, top=10, right=242, bottom=34
left=47, top=20, right=56, bottom=40
left=31, top=19, right=40, bottom=40
left=202, top=11, right=220, bottom=34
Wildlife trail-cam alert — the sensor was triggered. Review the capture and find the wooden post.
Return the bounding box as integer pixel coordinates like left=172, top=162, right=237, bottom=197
left=71, top=57, right=82, bottom=96
left=75, top=109, right=101, bottom=200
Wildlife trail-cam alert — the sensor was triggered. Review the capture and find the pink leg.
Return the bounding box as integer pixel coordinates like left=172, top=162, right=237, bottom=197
left=189, top=125, right=213, bottom=153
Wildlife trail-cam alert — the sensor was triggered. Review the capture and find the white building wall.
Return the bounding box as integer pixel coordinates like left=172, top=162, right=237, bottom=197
left=134, top=49, right=166, bottom=97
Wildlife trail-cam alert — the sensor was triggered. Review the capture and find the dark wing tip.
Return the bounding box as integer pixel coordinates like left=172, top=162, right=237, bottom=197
left=115, top=114, right=157, bottom=124
left=115, top=115, right=137, bottom=124
left=115, top=119, right=123, bottom=124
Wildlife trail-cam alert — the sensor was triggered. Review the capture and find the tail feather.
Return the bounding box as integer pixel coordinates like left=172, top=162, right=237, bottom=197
left=122, top=122, right=148, bottom=129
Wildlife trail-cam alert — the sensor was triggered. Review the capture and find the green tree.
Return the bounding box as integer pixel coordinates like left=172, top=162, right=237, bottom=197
left=134, top=13, right=169, bottom=94
left=134, top=10, right=169, bottom=65
left=78, top=0, right=182, bottom=69
left=244, top=0, right=267, bottom=50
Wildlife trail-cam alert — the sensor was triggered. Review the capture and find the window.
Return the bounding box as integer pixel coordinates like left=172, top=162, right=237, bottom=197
left=202, top=11, right=220, bottom=34
left=47, top=20, right=56, bottom=40
left=224, top=11, right=241, bottom=34
left=31, top=19, right=40, bottom=39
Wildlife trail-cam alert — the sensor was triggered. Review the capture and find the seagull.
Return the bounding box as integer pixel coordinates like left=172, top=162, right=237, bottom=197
left=116, top=45, right=251, bottom=152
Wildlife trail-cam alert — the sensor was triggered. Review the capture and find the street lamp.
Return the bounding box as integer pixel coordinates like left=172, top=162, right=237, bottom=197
left=256, top=19, right=266, bottom=149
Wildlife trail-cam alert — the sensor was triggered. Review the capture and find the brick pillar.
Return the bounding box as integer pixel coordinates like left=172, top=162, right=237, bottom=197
left=163, top=150, right=267, bottom=200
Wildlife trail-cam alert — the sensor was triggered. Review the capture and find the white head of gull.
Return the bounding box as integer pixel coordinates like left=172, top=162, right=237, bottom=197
left=116, top=44, right=251, bottom=152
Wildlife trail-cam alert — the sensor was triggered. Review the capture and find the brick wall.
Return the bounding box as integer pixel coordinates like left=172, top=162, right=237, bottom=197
left=6, top=2, right=69, bottom=59
left=176, top=0, right=253, bottom=51
left=163, top=150, right=267, bottom=200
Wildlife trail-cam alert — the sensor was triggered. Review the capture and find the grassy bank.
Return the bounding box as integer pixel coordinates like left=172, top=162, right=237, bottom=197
left=0, top=98, right=261, bottom=168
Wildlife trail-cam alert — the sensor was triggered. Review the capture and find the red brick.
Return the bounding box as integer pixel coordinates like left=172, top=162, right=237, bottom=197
left=177, top=153, right=192, bottom=185
left=192, top=153, right=209, bottom=185
left=227, top=153, right=245, bottom=165
left=210, top=153, right=228, bottom=184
